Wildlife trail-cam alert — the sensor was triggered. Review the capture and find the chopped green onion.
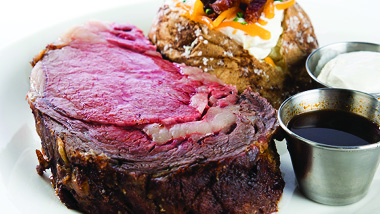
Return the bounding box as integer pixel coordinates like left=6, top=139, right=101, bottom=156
left=205, top=8, right=213, bottom=15
left=237, top=12, right=244, bottom=18
left=233, top=17, right=239, bottom=22
left=241, top=21, right=248, bottom=25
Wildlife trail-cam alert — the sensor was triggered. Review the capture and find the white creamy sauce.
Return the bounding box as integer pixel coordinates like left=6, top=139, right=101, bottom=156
left=28, top=62, right=45, bottom=101
left=317, top=51, right=380, bottom=93
left=218, top=10, right=284, bottom=60
left=166, top=0, right=284, bottom=60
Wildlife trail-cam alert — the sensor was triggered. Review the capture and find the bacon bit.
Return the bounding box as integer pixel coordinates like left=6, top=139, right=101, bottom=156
left=210, top=0, right=234, bottom=14
left=245, top=0, right=267, bottom=23
left=178, top=0, right=240, bottom=29
left=176, top=0, right=295, bottom=40
left=200, top=0, right=295, bottom=23
left=264, top=56, right=276, bottom=66
left=245, top=0, right=295, bottom=22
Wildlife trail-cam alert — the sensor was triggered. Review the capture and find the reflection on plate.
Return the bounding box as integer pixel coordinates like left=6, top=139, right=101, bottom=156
left=0, top=0, right=379, bottom=213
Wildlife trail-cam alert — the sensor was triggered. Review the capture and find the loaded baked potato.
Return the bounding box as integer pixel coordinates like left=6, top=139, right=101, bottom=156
left=149, top=0, right=318, bottom=108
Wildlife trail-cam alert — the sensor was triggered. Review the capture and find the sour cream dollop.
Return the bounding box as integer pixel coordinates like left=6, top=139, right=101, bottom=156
left=317, top=51, right=380, bottom=94
left=217, top=10, right=284, bottom=60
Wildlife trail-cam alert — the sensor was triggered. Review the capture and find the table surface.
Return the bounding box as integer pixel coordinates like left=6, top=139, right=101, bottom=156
left=0, top=0, right=135, bottom=49
left=1, top=0, right=379, bottom=49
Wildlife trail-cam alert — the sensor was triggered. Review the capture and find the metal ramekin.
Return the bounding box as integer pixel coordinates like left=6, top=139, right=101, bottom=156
left=305, top=41, right=380, bottom=98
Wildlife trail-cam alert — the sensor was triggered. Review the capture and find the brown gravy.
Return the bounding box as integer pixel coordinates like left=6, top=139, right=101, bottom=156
left=287, top=110, right=380, bottom=146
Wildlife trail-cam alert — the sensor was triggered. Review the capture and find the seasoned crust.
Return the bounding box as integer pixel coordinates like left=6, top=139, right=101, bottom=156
left=31, top=102, right=284, bottom=214
left=149, top=3, right=318, bottom=108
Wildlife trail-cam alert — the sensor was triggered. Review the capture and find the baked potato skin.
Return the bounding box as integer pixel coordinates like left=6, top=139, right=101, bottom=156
left=275, top=3, right=319, bottom=100
left=149, top=3, right=318, bottom=108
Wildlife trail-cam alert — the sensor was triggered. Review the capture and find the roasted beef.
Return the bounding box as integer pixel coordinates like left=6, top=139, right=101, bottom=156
left=27, top=21, right=284, bottom=214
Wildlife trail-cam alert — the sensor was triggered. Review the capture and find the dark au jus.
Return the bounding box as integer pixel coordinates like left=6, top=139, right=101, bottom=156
left=287, top=110, right=380, bottom=146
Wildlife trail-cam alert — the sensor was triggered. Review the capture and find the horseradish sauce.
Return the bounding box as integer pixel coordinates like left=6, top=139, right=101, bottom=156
left=317, top=51, right=380, bottom=94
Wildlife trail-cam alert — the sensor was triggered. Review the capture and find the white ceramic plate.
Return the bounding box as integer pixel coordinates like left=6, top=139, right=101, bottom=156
left=0, top=0, right=379, bottom=213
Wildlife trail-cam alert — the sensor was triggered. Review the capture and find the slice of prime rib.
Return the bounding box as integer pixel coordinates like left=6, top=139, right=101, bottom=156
left=27, top=21, right=284, bottom=214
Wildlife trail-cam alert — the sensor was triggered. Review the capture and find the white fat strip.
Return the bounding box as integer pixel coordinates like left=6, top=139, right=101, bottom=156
left=190, top=92, right=209, bottom=113
left=143, top=106, right=237, bottom=144
left=27, top=62, right=45, bottom=101
left=180, top=66, right=224, bottom=84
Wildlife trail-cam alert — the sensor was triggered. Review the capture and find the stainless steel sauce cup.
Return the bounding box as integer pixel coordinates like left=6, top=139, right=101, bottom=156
left=305, top=42, right=380, bottom=98
left=278, top=88, right=380, bottom=205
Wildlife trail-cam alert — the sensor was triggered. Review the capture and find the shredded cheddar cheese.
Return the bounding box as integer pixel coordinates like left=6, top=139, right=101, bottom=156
left=216, top=21, right=271, bottom=40
left=175, top=0, right=295, bottom=40
left=213, top=6, right=241, bottom=27
left=257, top=18, right=268, bottom=26
left=264, top=56, right=276, bottom=66
left=194, top=16, right=215, bottom=29
left=276, top=0, right=295, bottom=10
left=191, top=0, right=206, bottom=19
left=264, top=0, right=275, bottom=19
left=176, top=2, right=191, bottom=11
left=176, top=1, right=214, bottom=29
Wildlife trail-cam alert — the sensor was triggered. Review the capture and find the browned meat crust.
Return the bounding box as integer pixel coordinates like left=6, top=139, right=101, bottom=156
left=31, top=90, right=284, bottom=214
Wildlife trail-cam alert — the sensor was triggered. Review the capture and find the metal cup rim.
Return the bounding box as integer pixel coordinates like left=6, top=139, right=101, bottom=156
left=278, top=88, right=380, bottom=151
left=305, top=41, right=380, bottom=98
